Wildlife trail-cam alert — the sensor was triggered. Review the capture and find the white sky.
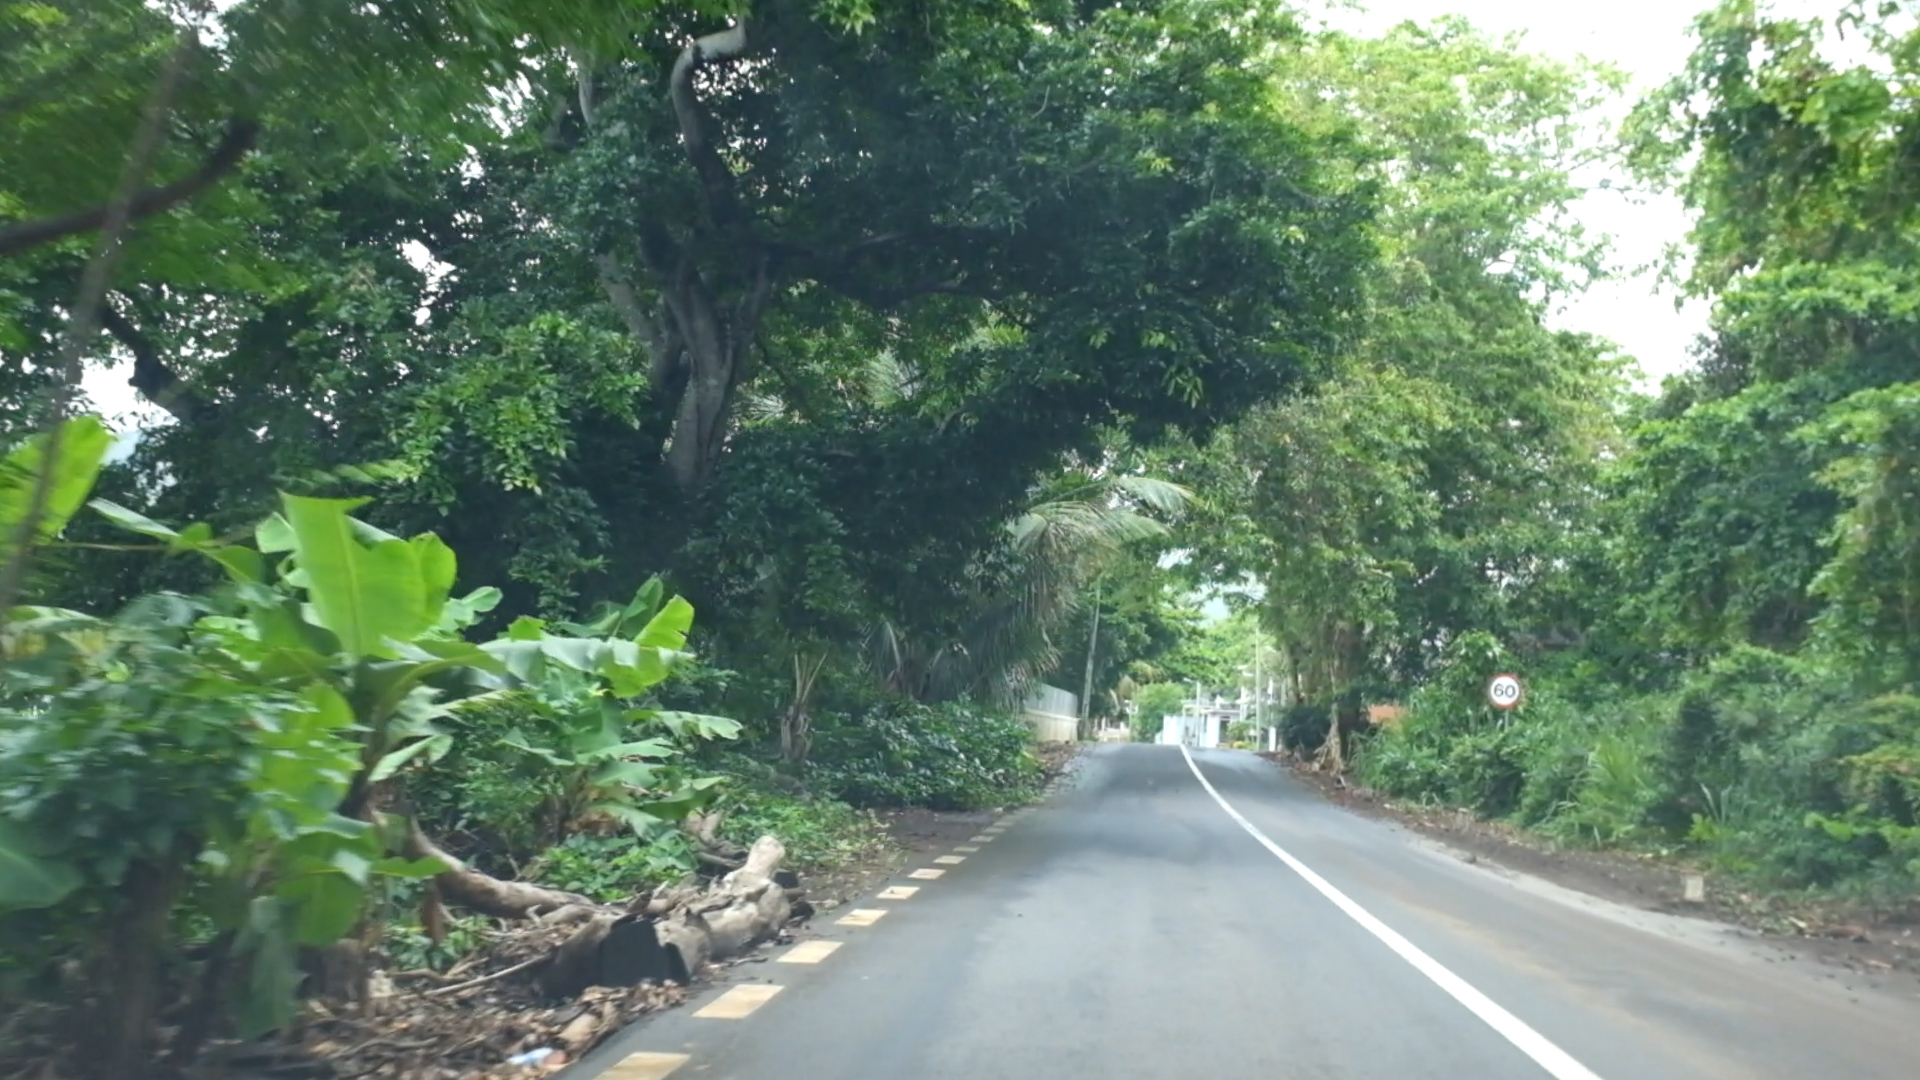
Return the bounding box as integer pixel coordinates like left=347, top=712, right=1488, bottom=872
left=1318, top=0, right=1837, bottom=387
left=85, top=0, right=1834, bottom=434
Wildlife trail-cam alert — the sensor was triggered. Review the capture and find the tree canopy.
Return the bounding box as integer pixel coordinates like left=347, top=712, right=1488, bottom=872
left=12, top=1, right=1920, bottom=1074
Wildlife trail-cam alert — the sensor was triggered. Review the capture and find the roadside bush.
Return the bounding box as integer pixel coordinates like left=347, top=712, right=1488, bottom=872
left=528, top=833, right=700, bottom=902
left=408, top=695, right=570, bottom=870
left=1278, top=703, right=1332, bottom=751
left=1354, top=723, right=1448, bottom=802
left=716, top=788, right=884, bottom=871
left=1131, top=682, right=1186, bottom=742
left=1366, top=628, right=1920, bottom=896
left=1544, top=734, right=1660, bottom=847
left=808, top=700, right=1041, bottom=809
left=1442, top=726, right=1531, bottom=817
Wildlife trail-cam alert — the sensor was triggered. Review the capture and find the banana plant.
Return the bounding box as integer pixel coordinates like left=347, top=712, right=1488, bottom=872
left=492, top=581, right=743, bottom=837
left=3, top=488, right=738, bottom=1036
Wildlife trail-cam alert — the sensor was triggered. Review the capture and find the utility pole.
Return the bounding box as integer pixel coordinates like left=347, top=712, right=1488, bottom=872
left=1252, top=632, right=1262, bottom=734
left=1078, top=577, right=1102, bottom=734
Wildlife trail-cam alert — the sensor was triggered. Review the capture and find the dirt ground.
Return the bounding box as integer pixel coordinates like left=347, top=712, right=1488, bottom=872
left=1267, top=753, right=1920, bottom=983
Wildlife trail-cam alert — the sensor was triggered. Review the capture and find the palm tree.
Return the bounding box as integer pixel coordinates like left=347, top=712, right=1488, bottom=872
left=866, top=469, right=1189, bottom=706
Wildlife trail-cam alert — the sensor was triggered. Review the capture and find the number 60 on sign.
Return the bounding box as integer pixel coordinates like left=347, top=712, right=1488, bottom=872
left=1486, top=673, right=1523, bottom=710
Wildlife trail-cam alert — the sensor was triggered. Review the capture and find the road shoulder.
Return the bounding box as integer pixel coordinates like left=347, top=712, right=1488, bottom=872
left=1265, top=752, right=1920, bottom=985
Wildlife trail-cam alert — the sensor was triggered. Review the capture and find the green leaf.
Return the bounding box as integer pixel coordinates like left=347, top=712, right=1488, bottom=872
left=237, top=897, right=302, bottom=1038
left=593, top=802, right=665, bottom=837
left=507, top=615, right=547, bottom=640
left=635, top=595, right=694, bottom=650
left=278, top=868, right=364, bottom=946
left=656, top=712, right=745, bottom=741
left=579, top=737, right=676, bottom=762
left=437, top=585, right=503, bottom=631
left=330, top=848, right=373, bottom=885
left=368, top=736, right=443, bottom=782
left=478, top=638, right=546, bottom=684
left=172, top=521, right=216, bottom=551
left=280, top=494, right=432, bottom=657
left=210, top=546, right=267, bottom=583
left=0, top=820, right=81, bottom=911
left=594, top=759, right=661, bottom=788
left=257, top=513, right=296, bottom=553
left=365, top=640, right=504, bottom=724
left=88, top=498, right=179, bottom=541
left=1, top=415, right=112, bottom=561
left=410, top=533, right=457, bottom=625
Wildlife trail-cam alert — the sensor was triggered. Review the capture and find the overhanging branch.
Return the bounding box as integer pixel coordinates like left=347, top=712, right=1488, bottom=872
left=670, top=21, right=753, bottom=229
left=99, top=300, right=214, bottom=425
left=0, top=119, right=258, bottom=258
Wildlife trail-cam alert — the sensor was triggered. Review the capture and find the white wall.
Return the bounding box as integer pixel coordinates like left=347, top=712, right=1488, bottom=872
left=1156, top=713, right=1221, bottom=749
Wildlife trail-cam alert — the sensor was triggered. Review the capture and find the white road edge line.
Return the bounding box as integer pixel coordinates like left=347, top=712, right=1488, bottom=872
left=1179, top=746, right=1606, bottom=1080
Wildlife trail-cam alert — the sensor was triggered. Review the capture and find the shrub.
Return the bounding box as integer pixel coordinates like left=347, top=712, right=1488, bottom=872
left=1278, top=703, right=1332, bottom=751
left=715, top=788, right=885, bottom=871
left=1544, top=734, right=1659, bottom=847
left=1131, top=682, right=1186, bottom=742
left=529, top=832, right=700, bottom=902
left=808, top=700, right=1041, bottom=809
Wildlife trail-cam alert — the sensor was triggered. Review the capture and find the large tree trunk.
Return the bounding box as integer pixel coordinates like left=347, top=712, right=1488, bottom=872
left=79, top=859, right=178, bottom=1080
left=587, top=21, right=772, bottom=497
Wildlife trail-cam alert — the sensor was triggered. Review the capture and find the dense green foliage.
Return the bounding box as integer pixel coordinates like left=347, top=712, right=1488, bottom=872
left=808, top=701, right=1042, bottom=810
left=12, top=0, right=1920, bottom=1071
left=1324, top=1, right=1920, bottom=903
left=3, top=2, right=1378, bottom=1070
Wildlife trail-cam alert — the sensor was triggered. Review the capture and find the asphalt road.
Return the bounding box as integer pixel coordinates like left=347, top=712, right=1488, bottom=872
left=572, top=745, right=1920, bottom=1080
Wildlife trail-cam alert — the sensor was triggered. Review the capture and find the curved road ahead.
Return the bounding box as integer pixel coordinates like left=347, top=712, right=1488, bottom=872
left=573, top=745, right=1920, bottom=1080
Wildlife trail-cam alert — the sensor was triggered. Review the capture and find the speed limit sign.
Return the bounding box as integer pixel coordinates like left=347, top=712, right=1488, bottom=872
left=1487, top=673, right=1523, bottom=710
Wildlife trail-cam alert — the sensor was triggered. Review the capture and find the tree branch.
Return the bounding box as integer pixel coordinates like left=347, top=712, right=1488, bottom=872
left=670, top=21, right=754, bottom=229
left=0, top=118, right=257, bottom=259
left=99, top=300, right=214, bottom=425
left=0, top=34, right=195, bottom=625
left=592, top=253, right=684, bottom=389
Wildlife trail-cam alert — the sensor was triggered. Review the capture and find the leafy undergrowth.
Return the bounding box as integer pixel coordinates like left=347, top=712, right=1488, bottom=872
left=805, top=701, right=1045, bottom=811
left=717, top=788, right=891, bottom=873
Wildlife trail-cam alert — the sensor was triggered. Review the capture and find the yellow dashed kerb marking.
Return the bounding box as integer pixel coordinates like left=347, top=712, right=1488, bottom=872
left=877, top=885, right=919, bottom=900
left=837, top=908, right=889, bottom=927
left=907, top=868, right=946, bottom=880
left=933, top=854, right=966, bottom=865
left=694, top=983, right=783, bottom=1019
left=603, top=1052, right=691, bottom=1080
left=778, top=940, right=842, bottom=964
left=606, top=1053, right=691, bottom=1076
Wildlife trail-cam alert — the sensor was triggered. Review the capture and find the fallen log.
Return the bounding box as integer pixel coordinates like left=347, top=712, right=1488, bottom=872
left=692, top=835, right=791, bottom=962
left=404, top=822, right=596, bottom=919
left=399, top=823, right=802, bottom=1001
left=539, top=914, right=686, bottom=998
left=539, top=835, right=792, bottom=994
left=636, top=880, right=703, bottom=918
left=685, top=810, right=749, bottom=873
